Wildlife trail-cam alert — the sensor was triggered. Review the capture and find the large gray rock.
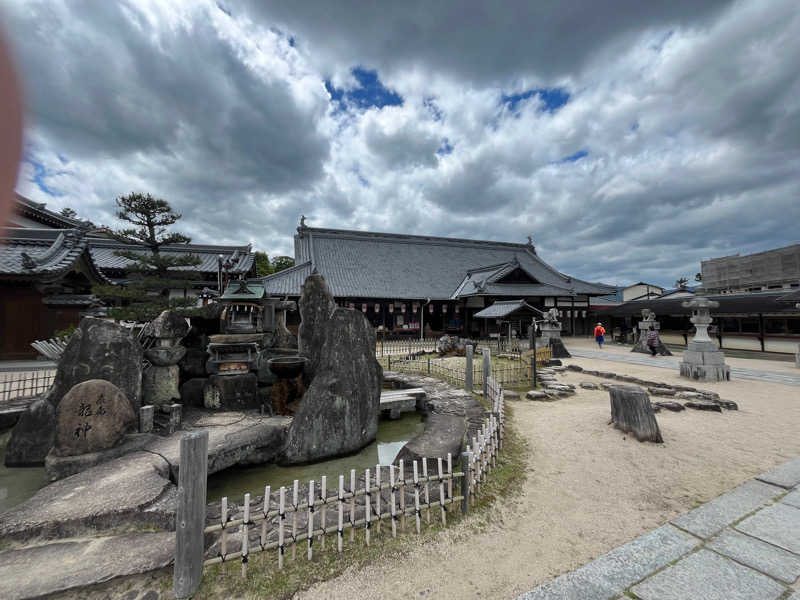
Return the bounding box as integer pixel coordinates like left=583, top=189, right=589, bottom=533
left=51, top=379, right=136, bottom=457
left=42, top=318, right=143, bottom=409
left=282, top=274, right=382, bottom=464
left=609, top=385, right=663, bottom=443
left=142, top=364, right=180, bottom=409
left=3, top=397, right=55, bottom=466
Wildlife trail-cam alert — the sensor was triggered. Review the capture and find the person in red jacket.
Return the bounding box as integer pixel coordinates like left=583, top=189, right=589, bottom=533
left=593, top=322, right=606, bottom=348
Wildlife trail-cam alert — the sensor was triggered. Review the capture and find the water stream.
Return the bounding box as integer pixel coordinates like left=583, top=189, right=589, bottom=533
left=207, top=412, right=424, bottom=503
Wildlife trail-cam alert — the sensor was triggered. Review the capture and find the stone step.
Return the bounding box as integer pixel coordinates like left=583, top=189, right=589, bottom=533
left=0, top=532, right=174, bottom=600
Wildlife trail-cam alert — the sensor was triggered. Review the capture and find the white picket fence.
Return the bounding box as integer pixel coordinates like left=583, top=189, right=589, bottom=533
left=0, top=370, right=56, bottom=402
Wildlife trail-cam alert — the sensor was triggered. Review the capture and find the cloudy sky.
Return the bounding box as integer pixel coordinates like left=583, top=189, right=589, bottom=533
left=3, top=0, right=799, bottom=287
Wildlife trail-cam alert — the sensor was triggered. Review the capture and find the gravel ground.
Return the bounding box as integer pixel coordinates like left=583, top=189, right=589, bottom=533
left=295, top=351, right=800, bottom=600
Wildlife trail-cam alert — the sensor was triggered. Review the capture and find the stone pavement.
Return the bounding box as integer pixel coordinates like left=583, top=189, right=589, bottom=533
left=570, top=349, right=800, bottom=387
left=517, top=457, right=800, bottom=599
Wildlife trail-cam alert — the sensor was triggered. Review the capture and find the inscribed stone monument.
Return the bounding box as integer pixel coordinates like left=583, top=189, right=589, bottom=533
left=52, top=379, right=137, bottom=457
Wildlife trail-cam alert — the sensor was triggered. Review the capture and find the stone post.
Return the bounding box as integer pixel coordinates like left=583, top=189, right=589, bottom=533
left=679, top=297, right=730, bottom=381
left=174, top=430, right=209, bottom=599
left=169, top=403, right=182, bottom=434
left=482, top=348, right=491, bottom=399
left=139, top=405, right=154, bottom=434
left=795, top=344, right=800, bottom=369
left=460, top=451, right=471, bottom=515
left=539, top=309, right=571, bottom=358
left=465, top=345, right=474, bottom=392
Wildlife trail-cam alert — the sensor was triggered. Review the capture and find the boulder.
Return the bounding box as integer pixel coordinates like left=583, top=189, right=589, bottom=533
left=283, top=274, right=382, bottom=464
left=608, top=385, right=663, bottom=443
left=44, top=317, right=143, bottom=409
left=566, top=364, right=583, bottom=372
left=179, top=377, right=207, bottom=408
left=51, top=380, right=136, bottom=457
left=525, top=390, right=548, bottom=400
left=580, top=382, right=598, bottom=389
left=648, top=387, right=677, bottom=397
left=203, top=373, right=259, bottom=410
left=654, top=401, right=685, bottom=412
left=685, top=400, right=723, bottom=412
left=144, top=345, right=186, bottom=367
left=4, top=398, right=55, bottom=466
left=503, top=390, right=521, bottom=400
left=142, top=365, right=180, bottom=410
left=143, top=310, right=189, bottom=340
left=436, top=335, right=466, bottom=356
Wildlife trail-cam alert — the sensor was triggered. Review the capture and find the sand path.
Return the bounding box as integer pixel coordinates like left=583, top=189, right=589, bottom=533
left=296, top=354, right=800, bottom=600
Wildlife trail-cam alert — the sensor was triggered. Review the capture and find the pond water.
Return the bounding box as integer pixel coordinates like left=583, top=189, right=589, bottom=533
left=207, top=412, right=424, bottom=503
left=0, top=431, right=49, bottom=513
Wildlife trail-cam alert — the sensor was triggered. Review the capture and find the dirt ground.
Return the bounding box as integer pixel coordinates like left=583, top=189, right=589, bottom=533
left=295, top=350, right=800, bottom=600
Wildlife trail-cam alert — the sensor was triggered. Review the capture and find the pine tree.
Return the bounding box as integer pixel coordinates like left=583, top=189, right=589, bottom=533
left=93, top=193, right=201, bottom=322
left=254, top=251, right=273, bottom=277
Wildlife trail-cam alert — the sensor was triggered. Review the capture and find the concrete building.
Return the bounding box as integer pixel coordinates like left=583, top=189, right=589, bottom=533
left=701, top=244, right=800, bottom=294
left=622, top=282, right=665, bottom=302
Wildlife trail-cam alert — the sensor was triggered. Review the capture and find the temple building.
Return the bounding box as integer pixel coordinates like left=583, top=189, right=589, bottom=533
left=260, top=223, right=616, bottom=338
left=0, top=195, right=254, bottom=359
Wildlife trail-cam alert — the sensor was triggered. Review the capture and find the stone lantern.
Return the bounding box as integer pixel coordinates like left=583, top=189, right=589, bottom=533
left=678, top=297, right=730, bottom=381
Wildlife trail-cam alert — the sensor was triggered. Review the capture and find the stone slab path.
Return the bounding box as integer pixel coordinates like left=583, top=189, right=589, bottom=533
left=570, top=349, right=800, bottom=386
left=517, top=456, right=800, bottom=599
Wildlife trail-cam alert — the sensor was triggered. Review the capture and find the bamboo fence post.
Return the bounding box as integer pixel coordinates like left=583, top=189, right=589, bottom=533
left=349, top=469, right=356, bottom=541
left=447, top=453, right=453, bottom=501
left=337, top=475, right=344, bottom=552
left=278, top=487, right=285, bottom=569
left=437, top=457, right=446, bottom=526
left=482, top=348, right=491, bottom=400
left=471, top=436, right=480, bottom=496
left=465, top=345, right=473, bottom=392
left=375, top=465, right=381, bottom=535
left=365, top=468, right=371, bottom=545
left=241, top=493, right=250, bottom=578
left=291, top=480, right=298, bottom=560
left=389, top=464, right=397, bottom=538
left=320, top=476, right=327, bottom=550
left=460, top=451, right=471, bottom=515
left=422, top=459, right=431, bottom=524
left=220, top=497, right=228, bottom=560
left=261, top=485, right=271, bottom=551
left=173, top=430, right=208, bottom=600
left=399, top=459, right=406, bottom=531
left=412, top=461, right=421, bottom=534
left=307, top=480, right=314, bottom=560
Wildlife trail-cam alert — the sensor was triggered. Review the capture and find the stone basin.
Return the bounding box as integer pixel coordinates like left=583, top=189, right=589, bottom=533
left=267, top=356, right=308, bottom=379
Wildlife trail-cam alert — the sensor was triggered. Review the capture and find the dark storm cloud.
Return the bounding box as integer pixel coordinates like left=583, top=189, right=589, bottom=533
left=5, top=0, right=800, bottom=290
left=4, top=1, right=329, bottom=195
left=241, top=0, right=734, bottom=83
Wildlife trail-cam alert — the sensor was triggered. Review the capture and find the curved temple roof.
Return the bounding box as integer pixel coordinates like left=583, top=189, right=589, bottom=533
left=260, top=226, right=616, bottom=299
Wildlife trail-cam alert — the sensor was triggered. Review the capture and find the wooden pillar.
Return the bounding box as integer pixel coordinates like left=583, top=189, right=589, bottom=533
left=174, top=430, right=209, bottom=599
left=571, top=297, right=576, bottom=337
left=758, top=313, right=765, bottom=352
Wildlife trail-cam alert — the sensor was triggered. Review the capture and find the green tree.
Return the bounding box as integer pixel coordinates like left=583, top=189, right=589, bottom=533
left=254, top=251, right=273, bottom=277
left=695, top=272, right=703, bottom=282
left=271, top=255, right=294, bottom=273
left=93, top=192, right=201, bottom=322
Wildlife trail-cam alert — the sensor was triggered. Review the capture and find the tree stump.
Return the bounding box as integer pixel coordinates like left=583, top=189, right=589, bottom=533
left=609, top=385, right=663, bottom=443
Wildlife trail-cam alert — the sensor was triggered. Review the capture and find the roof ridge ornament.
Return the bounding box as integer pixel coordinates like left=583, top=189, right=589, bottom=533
left=527, top=235, right=536, bottom=254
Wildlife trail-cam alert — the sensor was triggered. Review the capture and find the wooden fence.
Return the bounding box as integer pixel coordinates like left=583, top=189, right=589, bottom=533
left=0, top=369, right=56, bottom=402
left=377, top=345, right=551, bottom=389
left=173, top=362, right=508, bottom=598
left=376, top=336, right=531, bottom=357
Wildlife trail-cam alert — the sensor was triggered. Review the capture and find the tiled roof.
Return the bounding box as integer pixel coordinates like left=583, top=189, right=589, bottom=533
left=285, top=227, right=616, bottom=300
left=474, top=300, right=540, bottom=319
left=777, top=289, right=800, bottom=304
left=13, top=193, right=83, bottom=228
left=221, top=281, right=266, bottom=300
left=42, top=294, right=102, bottom=306
left=0, top=228, right=113, bottom=282
left=88, top=239, right=253, bottom=274
left=261, top=261, right=313, bottom=296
